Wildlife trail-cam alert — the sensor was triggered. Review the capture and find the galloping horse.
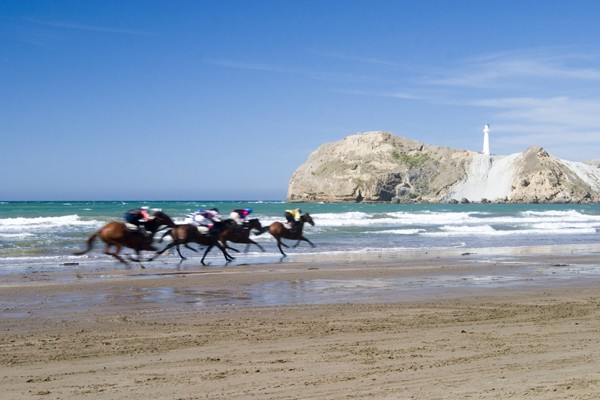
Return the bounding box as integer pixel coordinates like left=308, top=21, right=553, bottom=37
left=267, top=213, right=315, bottom=257
left=73, top=211, right=176, bottom=265
left=150, top=220, right=235, bottom=265
left=219, top=218, right=267, bottom=253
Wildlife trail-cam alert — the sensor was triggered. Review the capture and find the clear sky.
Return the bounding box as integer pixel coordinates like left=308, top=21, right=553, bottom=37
left=3, top=0, right=600, bottom=201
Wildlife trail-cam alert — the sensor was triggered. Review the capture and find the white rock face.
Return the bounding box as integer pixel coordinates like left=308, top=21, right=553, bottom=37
left=448, top=153, right=521, bottom=202
left=560, top=160, right=600, bottom=192
left=288, top=131, right=600, bottom=203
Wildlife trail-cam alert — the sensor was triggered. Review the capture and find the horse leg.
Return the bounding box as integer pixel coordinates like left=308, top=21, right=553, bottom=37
left=276, top=239, right=287, bottom=257
left=225, top=242, right=241, bottom=253
left=217, top=242, right=235, bottom=262
left=129, top=250, right=147, bottom=268
left=104, top=243, right=128, bottom=265
left=248, top=240, right=265, bottom=252
left=300, top=236, right=316, bottom=248
left=184, top=244, right=198, bottom=253
left=200, top=245, right=213, bottom=266
left=169, top=243, right=198, bottom=260
left=128, top=247, right=143, bottom=262
left=174, top=245, right=187, bottom=260
left=158, top=230, right=171, bottom=244
left=149, top=241, right=179, bottom=261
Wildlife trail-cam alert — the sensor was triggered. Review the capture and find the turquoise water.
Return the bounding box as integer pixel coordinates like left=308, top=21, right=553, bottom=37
left=1, top=201, right=600, bottom=271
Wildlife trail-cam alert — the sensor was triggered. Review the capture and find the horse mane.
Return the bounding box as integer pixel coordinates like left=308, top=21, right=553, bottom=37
left=152, top=211, right=176, bottom=227
left=153, top=210, right=167, bottom=218
left=149, top=210, right=176, bottom=229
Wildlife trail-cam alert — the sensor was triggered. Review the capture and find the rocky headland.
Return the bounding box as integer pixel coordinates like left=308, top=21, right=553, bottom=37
left=287, top=131, right=600, bottom=203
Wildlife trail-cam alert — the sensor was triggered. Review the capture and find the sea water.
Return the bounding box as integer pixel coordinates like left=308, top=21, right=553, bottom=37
left=1, top=200, right=600, bottom=273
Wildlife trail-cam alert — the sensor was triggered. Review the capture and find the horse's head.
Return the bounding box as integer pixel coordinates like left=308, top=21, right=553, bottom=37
left=301, top=213, right=315, bottom=226
left=152, top=210, right=176, bottom=228
left=247, top=218, right=262, bottom=230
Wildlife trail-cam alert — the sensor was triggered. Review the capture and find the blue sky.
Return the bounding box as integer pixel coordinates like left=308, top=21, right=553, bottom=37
left=2, top=0, right=600, bottom=200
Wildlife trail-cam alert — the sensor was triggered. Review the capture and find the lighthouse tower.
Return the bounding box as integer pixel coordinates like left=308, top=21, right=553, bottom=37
left=482, top=124, right=490, bottom=155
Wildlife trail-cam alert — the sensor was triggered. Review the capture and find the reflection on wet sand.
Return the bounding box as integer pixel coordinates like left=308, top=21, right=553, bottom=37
left=104, top=261, right=600, bottom=308
left=3, top=246, right=600, bottom=323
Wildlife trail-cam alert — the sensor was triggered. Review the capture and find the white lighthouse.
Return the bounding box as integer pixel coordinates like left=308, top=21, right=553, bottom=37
left=482, top=124, right=490, bottom=155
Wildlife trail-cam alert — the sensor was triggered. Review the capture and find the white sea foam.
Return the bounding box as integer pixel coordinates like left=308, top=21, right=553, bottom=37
left=310, top=209, right=600, bottom=231
left=439, top=225, right=497, bottom=234
left=530, top=222, right=600, bottom=230
left=311, top=211, right=477, bottom=227
left=306, top=209, right=600, bottom=238
left=370, top=229, right=426, bottom=235
left=0, top=215, right=100, bottom=232
left=0, top=233, right=36, bottom=239
left=521, top=210, right=593, bottom=218
left=423, top=227, right=596, bottom=237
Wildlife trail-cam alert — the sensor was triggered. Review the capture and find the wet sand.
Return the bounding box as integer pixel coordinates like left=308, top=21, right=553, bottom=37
left=3, top=246, right=600, bottom=399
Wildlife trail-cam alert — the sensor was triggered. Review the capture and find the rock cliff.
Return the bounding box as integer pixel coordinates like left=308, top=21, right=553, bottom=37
left=287, top=131, right=600, bottom=203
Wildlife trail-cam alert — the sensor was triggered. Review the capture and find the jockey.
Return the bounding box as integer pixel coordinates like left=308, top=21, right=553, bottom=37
left=229, top=208, right=252, bottom=225
left=123, top=206, right=154, bottom=236
left=187, top=208, right=222, bottom=232
left=284, top=208, right=301, bottom=233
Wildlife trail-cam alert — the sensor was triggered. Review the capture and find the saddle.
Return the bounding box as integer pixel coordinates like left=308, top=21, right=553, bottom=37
left=125, top=223, right=149, bottom=237
left=196, top=225, right=210, bottom=235
left=284, top=222, right=299, bottom=235
left=125, top=222, right=140, bottom=232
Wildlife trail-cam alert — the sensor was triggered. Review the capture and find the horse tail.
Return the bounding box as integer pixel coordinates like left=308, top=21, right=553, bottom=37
left=254, top=226, right=269, bottom=235
left=73, top=231, right=99, bottom=255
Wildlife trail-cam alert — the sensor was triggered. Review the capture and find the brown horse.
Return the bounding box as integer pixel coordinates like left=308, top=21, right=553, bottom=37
left=267, top=213, right=315, bottom=256
left=219, top=218, right=267, bottom=253
left=73, top=211, right=176, bottom=265
left=150, top=220, right=235, bottom=265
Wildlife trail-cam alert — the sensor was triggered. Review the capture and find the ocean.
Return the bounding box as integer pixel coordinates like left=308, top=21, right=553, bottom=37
left=1, top=200, right=600, bottom=274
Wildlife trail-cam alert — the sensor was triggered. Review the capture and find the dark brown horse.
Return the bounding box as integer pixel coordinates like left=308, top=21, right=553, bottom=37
left=150, top=220, right=235, bottom=265
left=73, top=211, right=176, bottom=265
left=220, top=218, right=267, bottom=253
left=267, top=213, right=315, bottom=256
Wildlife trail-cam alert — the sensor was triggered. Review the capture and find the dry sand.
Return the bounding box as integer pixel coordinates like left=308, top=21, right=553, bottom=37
left=3, top=248, right=600, bottom=399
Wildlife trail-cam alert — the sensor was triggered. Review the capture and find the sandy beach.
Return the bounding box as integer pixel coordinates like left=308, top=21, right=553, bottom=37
left=3, top=247, right=600, bottom=399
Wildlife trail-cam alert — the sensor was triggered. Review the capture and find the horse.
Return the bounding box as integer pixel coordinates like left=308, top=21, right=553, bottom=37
left=73, top=211, right=176, bottom=265
left=150, top=220, right=235, bottom=265
left=267, top=213, right=315, bottom=257
left=219, top=218, right=267, bottom=253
